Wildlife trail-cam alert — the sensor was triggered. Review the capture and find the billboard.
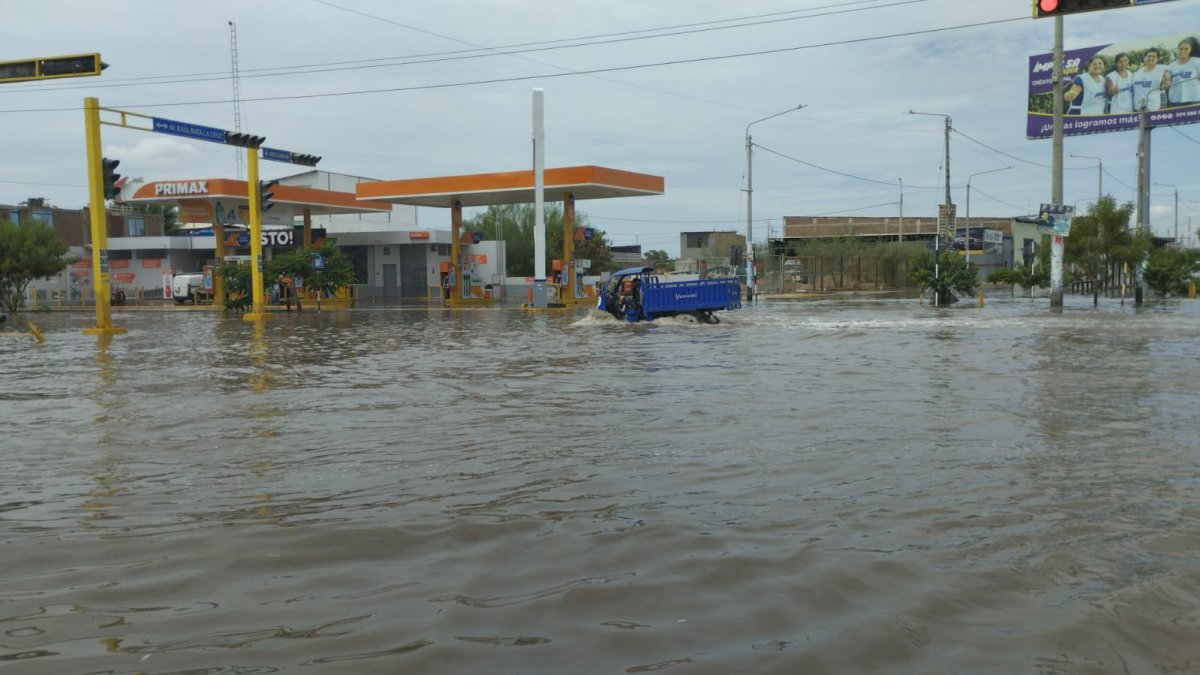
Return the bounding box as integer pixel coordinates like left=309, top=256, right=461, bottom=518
left=1027, top=30, right=1200, bottom=139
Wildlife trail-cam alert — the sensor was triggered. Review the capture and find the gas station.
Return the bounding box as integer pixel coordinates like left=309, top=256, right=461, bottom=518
left=122, top=178, right=392, bottom=305
left=356, top=165, right=664, bottom=307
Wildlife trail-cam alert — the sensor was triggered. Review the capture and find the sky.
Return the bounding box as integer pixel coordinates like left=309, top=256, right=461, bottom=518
left=3, top=0, right=1199, bottom=256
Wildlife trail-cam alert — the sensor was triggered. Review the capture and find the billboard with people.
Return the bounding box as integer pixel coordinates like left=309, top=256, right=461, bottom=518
left=1027, top=30, right=1200, bottom=139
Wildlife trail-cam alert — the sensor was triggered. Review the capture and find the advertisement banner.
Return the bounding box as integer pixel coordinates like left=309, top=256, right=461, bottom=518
left=1027, top=30, right=1200, bottom=139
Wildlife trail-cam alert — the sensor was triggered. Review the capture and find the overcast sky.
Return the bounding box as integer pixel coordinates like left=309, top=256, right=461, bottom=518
left=3, top=0, right=1198, bottom=254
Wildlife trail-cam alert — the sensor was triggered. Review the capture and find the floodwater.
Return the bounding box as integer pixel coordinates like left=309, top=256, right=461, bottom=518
left=2, top=295, right=1198, bottom=674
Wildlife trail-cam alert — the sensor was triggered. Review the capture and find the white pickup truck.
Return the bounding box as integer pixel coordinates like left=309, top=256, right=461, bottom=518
left=171, top=273, right=210, bottom=304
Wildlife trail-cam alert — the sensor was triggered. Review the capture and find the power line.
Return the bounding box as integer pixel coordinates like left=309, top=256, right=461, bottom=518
left=755, top=143, right=942, bottom=189
left=1169, top=126, right=1200, bottom=146
left=2, top=0, right=929, bottom=95
left=968, top=186, right=1032, bottom=213
left=0, top=15, right=1026, bottom=114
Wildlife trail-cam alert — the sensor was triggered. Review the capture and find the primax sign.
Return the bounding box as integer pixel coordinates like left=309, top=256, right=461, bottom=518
left=154, top=181, right=208, bottom=196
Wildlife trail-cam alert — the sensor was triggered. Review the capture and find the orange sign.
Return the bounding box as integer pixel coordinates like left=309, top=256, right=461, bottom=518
left=409, top=231, right=430, bottom=240
left=467, top=254, right=488, bottom=264
left=112, top=272, right=136, bottom=283
left=110, top=259, right=130, bottom=269
left=71, top=259, right=90, bottom=269
left=142, top=259, right=162, bottom=269
left=177, top=199, right=215, bottom=223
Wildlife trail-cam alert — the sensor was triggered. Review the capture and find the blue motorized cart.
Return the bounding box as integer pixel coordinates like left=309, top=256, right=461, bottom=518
left=597, top=266, right=741, bottom=324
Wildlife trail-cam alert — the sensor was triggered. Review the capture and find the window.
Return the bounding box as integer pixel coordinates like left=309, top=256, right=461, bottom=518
left=6, top=210, right=17, bottom=224
left=31, top=210, right=53, bottom=226
left=128, top=216, right=145, bottom=237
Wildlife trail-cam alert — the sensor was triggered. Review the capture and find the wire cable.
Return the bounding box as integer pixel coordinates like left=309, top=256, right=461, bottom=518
left=755, top=143, right=942, bottom=189
left=0, top=15, right=1027, bottom=114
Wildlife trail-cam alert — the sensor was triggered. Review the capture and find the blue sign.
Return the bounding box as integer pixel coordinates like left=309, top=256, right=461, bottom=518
left=152, top=117, right=227, bottom=144
left=312, top=253, right=325, bottom=270
left=584, top=227, right=594, bottom=241
left=261, top=147, right=292, bottom=163
left=471, top=231, right=483, bottom=244
left=237, top=232, right=250, bottom=247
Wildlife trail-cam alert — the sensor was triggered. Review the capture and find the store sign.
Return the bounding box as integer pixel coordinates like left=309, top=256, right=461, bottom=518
left=154, top=180, right=209, bottom=196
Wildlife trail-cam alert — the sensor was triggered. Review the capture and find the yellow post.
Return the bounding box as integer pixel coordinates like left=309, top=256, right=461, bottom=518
left=450, top=200, right=462, bottom=307
left=81, top=97, right=125, bottom=336
left=563, top=192, right=575, bottom=305
left=244, top=149, right=267, bottom=321
left=213, top=222, right=226, bottom=306
left=1189, top=281, right=1196, bottom=300
left=978, top=290, right=984, bottom=308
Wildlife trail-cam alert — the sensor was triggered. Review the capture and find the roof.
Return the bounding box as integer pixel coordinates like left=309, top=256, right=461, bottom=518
left=123, top=178, right=393, bottom=217
left=355, top=165, right=664, bottom=208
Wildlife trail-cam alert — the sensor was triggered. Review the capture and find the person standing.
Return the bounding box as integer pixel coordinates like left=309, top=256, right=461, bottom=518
left=1131, top=47, right=1170, bottom=112
left=1106, top=52, right=1135, bottom=114
left=1165, top=37, right=1200, bottom=107
left=1064, top=56, right=1108, bottom=115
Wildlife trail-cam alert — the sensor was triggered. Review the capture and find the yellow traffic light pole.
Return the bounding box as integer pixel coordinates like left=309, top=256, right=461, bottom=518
left=244, top=148, right=267, bottom=321
left=82, top=96, right=125, bottom=336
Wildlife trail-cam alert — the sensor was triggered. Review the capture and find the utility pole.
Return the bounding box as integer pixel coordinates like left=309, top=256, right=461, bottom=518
left=1050, top=15, right=1065, bottom=312
left=745, top=104, right=805, bottom=304
left=1155, top=183, right=1179, bottom=244
left=898, top=178, right=903, bottom=242
left=907, top=110, right=952, bottom=306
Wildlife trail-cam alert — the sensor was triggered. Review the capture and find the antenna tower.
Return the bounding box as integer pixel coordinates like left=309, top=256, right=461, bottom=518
left=229, top=21, right=244, bottom=179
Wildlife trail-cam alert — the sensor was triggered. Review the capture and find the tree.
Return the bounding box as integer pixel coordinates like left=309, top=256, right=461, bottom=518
left=217, top=261, right=252, bottom=313
left=1144, top=247, right=1199, bottom=297
left=1064, top=195, right=1135, bottom=298
left=911, top=247, right=977, bottom=305
left=645, top=249, right=671, bottom=265
left=465, top=204, right=616, bottom=276
left=0, top=218, right=69, bottom=312
left=267, top=242, right=355, bottom=311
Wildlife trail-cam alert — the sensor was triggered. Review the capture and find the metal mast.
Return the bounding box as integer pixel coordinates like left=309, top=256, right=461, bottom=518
left=229, top=21, right=244, bottom=180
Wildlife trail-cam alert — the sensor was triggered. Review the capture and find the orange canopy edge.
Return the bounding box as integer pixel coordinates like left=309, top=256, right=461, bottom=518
left=355, top=165, right=665, bottom=208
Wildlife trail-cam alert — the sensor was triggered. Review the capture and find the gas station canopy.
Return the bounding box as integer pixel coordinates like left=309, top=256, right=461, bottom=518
left=124, top=178, right=393, bottom=223
left=355, top=165, right=664, bottom=208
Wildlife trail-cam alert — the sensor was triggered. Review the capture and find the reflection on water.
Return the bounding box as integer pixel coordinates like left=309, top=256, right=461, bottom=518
left=2, top=297, right=1198, bottom=673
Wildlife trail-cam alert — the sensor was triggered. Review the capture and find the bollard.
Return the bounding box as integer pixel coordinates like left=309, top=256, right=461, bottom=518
left=978, top=290, right=984, bottom=308
left=1189, top=281, right=1197, bottom=300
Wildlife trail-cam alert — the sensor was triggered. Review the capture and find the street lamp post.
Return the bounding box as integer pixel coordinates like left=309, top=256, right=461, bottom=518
left=898, top=178, right=903, bottom=242
left=907, top=110, right=952, bottom=306
left=965, top=166, right=1011, bottom=269
left=746, top=104, right=805, bottom=303
left=1154, top=182, right=1179, bottom=243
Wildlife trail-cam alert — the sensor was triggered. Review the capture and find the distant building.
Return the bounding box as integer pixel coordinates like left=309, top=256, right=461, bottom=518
left=676, top=230, right=746, bottom=276
left=610, top=244, right=643, bottom=267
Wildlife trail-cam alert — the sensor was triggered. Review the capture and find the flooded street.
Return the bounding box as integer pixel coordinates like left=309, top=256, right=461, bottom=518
left=3, top=296, right=1199, bottom=674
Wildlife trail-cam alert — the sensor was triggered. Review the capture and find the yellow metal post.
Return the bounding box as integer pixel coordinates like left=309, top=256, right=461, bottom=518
left=213, top=222, right=226, bottom=306
left=244, top=148, right=267, bottom=321
left=563, top=192, right=575, bottom=305
left=81, top=97, right=125, bottom=336
left=450, top=201, right=462, bottom=307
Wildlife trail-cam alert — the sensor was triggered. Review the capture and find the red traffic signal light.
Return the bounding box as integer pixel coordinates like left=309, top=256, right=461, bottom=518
left=1033, top=0, right=1133, bottom=19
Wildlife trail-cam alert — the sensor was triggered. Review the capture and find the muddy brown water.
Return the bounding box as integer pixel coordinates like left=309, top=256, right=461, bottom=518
left=2, top=296, right=1198, bottom=674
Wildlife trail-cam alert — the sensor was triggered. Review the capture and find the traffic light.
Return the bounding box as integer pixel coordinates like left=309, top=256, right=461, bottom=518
left=291, top=153, right=321, bottom=167
left=1033, top=0, right=1132, bottom=18
left=258, top=179, right=279, bottom=213
left=101, top=157, right=121, bottom=200
left=224, top=132, right=265, bottom=148
left=0, top=53, right=106, bottom=83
